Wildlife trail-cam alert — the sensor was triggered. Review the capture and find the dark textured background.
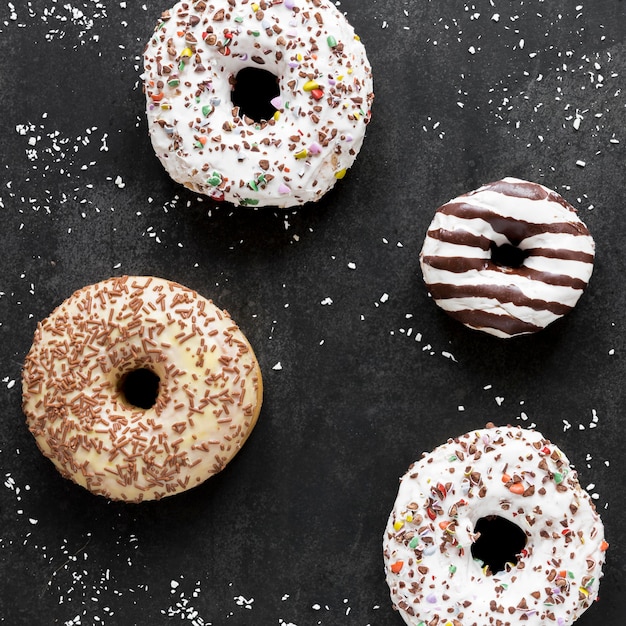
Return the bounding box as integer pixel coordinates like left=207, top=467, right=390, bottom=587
left=1, top=0, right=625, bottom=624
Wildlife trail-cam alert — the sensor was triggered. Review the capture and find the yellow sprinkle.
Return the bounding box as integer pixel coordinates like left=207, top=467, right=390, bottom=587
left=354, top=112, right=361, bottom=120
left=273, top=111, right=281, bottom=121
left=252, top=2, right=259, bottom=10
left=295, top=149, right=308, bottom=160
left=181, top=47, right=193, bottom=58
left=393, top=520, right=404, bottom=531
left=579, top=586, right=589, bottom=597
left=334, top=168, right=347, bottom=179
left=405, top=514, right=414, bottom=523
left=336, top=75, right=344, bottom=81
left=303, top=80, right=319, bottom=92
left=296, top=53, right=303, bottom=61
left=347, top=68, right=353, bottom=74
left=354, top=34, right=361, bottom=41
left=160, top=103, right=172, bottom=110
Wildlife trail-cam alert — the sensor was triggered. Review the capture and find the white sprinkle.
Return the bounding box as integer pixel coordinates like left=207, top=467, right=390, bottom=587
left=576, top=159, right=586, bottom=167
left=272, top=362, right=283, bottom=371
left=320, top=297, right=333, bottom=306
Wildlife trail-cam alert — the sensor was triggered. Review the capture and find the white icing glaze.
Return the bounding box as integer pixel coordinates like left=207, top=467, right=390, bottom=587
left=22, top=276, right=263, bottom=502
left=142, top=0, right=374, bottom=208
left=419, top=177, right=595, bottom=338
left=383, top=425, right=607, bottom=626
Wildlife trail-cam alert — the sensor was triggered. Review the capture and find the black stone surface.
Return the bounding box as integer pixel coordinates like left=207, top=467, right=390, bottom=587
left=1, top=1, right=625, bottom=624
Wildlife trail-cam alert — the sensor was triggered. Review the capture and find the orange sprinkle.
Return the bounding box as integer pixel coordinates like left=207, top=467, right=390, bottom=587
left=600, top=540, right=609, bottom=552
left=508, top=482, right=525, bottom=495
left=151, top=92, right=165, bottom=102
left=501, top=473, right=511, bottom=483
left=390, top=560, right=404, bottom=574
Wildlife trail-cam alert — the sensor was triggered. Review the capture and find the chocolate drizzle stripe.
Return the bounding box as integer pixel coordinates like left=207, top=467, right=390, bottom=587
left=427, top=283, right=573, bottom=315
left=439, top=202, right=590, bottom=242
left=426, top=228, right=492, bottom=251
left=446, top=308, right=543, bottom=336
left=421, top=255, right=589, bottom=290
left=526, top=247, right=595, bottom=264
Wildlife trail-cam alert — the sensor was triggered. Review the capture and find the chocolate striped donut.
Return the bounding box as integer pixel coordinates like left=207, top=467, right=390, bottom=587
left=419, top=178, right=595, bottom=338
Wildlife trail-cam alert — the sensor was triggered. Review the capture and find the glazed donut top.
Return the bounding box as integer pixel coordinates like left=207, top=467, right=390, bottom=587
left=383, top=425, right=607, bottom=626
left=143, top=0, right=374, bottom=207
left=419, top=177, right=595, bottom=338
left=22, top=276, right=263, bottom=502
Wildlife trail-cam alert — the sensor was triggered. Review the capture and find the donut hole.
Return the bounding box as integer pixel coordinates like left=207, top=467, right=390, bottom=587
left=231, top=67, right=280, bottom=122
left=471, top=516, right=527, bottom=574
left=117, top=368, right=161, bottom=410
left=490, top=242, right=529, bottom=269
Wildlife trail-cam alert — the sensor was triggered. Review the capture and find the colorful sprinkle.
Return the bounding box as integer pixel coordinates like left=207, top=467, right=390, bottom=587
left=409, top=536, right=420, bottom=549
left=303, top=80, right=319, bottom=92
left=390, top=560, right=404, bottom=574
left=334, top=168, right=347, bottom=180
left=206, top=172, right=222, bottom=187
left=327, top=35, right=338, bottom=48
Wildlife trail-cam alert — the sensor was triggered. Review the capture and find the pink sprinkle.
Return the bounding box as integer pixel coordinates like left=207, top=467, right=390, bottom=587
left=278, top=184, right=291, bottom=195
left=308, top=142, right=322, bottom=155
left=270, top=96, right=283, bottom=109
left=285, top=0, right=295, bottom=8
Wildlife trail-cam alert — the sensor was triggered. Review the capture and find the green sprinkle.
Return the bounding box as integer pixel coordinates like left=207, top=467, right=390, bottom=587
left=202, top=105, right=214, bottom=117
left=251, top=30, right=260, bottom=37
left=554, top=472, right=563, bottom=484
left=408, top=537, right=420, bottom=549
left=240, top=198, right=259, bottom=206
left=448, top=454, right=458, bottom=462
left=248, top=180, right=259, bottom=192
left=327, top=35, right=338, bottom=48
left=234, top=16, right=243, bottom=23
left=449, top=565, right=457, bottom=574
left=178, top=60, right=186, bottom=71
left=568, top=571, right=575, bottom=579
left=207, top=172, right=222, bottom=186
left=167, top=78, right=180, bottom=88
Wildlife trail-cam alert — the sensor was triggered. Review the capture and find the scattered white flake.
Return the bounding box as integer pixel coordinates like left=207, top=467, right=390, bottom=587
left=468, top=46, right=476, bottom=54
left=562, top=419, right=572, bottom=431
left=320, top=297, right=333, bottom=306
left=234, top=595, right=254, bottom=610
left=491, top=13, right=500, bottom=21
left=458, top=406, right=465, bottom=411
left=347, top=262, right=356, bottom=270
left=380, top=293, right=389, bottom=303
left=608, top=348, right=615, bottom=355
left=114, top=175, right=126, bottom=188
left=272, top=362, right=283, bottom=371
left=495, top=397, right=504, bottom=406
left=575, top=159, right=586, bottom=167
left=441, top=351, right=457, bottom=362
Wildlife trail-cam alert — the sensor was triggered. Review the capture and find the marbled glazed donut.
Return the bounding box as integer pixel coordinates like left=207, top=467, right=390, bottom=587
left=143, top=0, right=374, bottom=208
left=383, top=425, right=607, bottom=626
left=419, top=178, right=595, bottom=338
left=22, top=276, right=263, bottom=502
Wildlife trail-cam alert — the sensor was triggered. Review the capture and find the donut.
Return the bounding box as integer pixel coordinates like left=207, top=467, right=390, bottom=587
left=21, top=275, right=263, bottom=502
left=142, top=0, right=374, bottom=208
left=383, top=425, right=607, bottom=626
left=419, top=177, right=595, bottom=338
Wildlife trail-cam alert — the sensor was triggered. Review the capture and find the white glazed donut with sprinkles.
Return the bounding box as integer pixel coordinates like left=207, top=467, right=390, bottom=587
left=22, top=276, right=263, bottom=502
left=383, top=425, right=607, bottom=626
left=143, top=0, right=374, bottom=208
left=419, top=178, right=595, bottom=338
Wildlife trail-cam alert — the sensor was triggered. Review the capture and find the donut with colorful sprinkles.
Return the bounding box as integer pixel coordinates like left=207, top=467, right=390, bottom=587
left=419, top=177, right=595, bottom=338
left=383, top=424, right=607, bottom=626
left=142, top=0, right=374, bottom=208
left=22, top=276, right=263, bottom=502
